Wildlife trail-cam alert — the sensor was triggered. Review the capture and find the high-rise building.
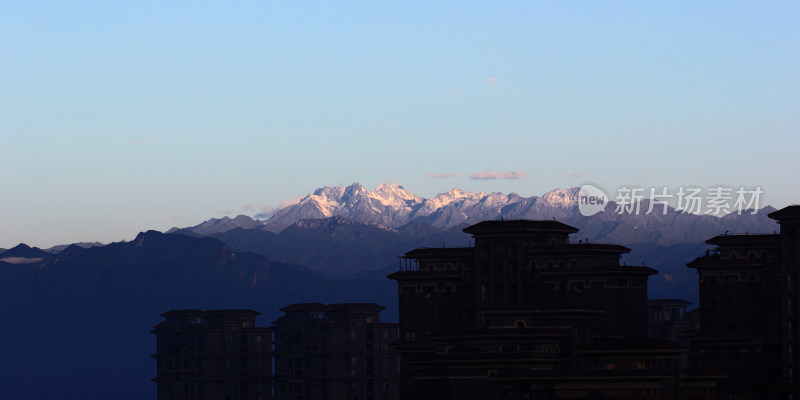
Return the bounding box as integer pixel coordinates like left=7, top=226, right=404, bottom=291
left=648, top=299, right=693, bottom=345
left=151, top=309, right=273, bottom=400
left=271, top=303, right=399, bottom=400
left=388, top=219, right=709, bottom=399
left=687, top=205, right=800, bottom=397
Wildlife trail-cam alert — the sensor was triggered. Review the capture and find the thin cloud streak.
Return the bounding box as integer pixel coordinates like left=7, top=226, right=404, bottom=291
left=469, top=170, right=526, bottom=180
left=427, top=173, right=460, bottom=179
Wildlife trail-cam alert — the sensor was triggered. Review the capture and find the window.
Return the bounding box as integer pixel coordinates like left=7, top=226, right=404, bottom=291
left=592, top=281, right=605, bottom=295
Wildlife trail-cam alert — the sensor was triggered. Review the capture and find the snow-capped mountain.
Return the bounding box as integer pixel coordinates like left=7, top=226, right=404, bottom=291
left=261, top=183, right=595, bottom=231
left=261, top=183, right=551, bottom=231
left=172, top=182, right=779, bottom=248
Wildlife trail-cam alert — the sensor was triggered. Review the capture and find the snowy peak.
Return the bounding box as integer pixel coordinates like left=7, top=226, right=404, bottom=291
left=303, top=183, right=422, bottom=213
left=311, top=185, right=346, bottom=203
left=428, top=187, right=483, bottom=207
left=541, top=187, right=581, bottom=207
left=373, top=183, right=423, bottom=207
left=342, top=182, right=368, bottom=200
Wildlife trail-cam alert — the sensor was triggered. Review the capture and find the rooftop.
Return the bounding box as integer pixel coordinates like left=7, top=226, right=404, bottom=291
left=404, top=247, right=474, bottom=258
left=706, top=233, right=779, bottom=245
left=279, top=302, right=386, bottom=312
left=463, top=220, right=579, bottom=235
left=160, top=309, right=260, bottom=317
left=648, top=299, right=692, bottom=306
left=768, top=205, right=800, bottom=220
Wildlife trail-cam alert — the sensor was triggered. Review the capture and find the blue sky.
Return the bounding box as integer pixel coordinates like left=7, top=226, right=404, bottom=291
left=1, top=1, right=798, bottom=248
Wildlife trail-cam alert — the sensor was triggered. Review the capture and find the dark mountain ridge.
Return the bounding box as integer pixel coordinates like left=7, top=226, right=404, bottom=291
left=0, top=230, right=396, bottom=400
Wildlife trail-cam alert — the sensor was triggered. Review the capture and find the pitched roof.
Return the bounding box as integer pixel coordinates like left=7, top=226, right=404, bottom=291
left=463, top=220, right=579, bottom=235
left=768, top=205, right=800, bottom=220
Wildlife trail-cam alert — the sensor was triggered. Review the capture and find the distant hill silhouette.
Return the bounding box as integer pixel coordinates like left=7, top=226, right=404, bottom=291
left=0, top=231, right=396, bottom=400
left=203, top=217, right=471, bottom=279
left=44, top=241, right=104, bottom=253
left=0, top=243, right=51, bottom=258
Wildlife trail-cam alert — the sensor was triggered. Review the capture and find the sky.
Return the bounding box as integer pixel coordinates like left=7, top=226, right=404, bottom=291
left=1, top=1, right=798, bottom=249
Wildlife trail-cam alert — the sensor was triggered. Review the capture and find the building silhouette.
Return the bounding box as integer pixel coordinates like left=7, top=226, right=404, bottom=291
left=151, top=309, right=273, bottom=400
left=388, top=219, right=717, bottom=399
left=686, top=205, right=800, bottom=398
left=151, top=206, right=800, bottom=399
left=272, top=303, right=399, bottom=400
left=153, top=304, right=399, bottom=400
left=648, top=299, right=694, bottom=346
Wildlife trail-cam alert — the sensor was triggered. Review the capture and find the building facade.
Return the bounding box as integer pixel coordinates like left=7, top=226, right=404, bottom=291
left=152, top=309, right=273, bottom=400
left=648, top=299, right=694, bottom=346
left=388, top=219, right=707, bottom=399
left=687, top=205, right=800, bottom=398
left=271, top=303, right=399, bottom=400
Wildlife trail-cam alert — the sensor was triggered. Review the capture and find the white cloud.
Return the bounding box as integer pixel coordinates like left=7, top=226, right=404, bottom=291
left=469, top=170, right=525, bottom=180
left=427, top=173, right=459, bottom=179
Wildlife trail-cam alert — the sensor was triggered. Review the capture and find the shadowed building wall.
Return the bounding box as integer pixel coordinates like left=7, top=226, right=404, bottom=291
left=388, top=219, right=706, bottom=399
left=152, top=309, right=273, bottom=400
left=272, top=303, right=399, bottom=400
left=687, top=205, right=800, bottom=398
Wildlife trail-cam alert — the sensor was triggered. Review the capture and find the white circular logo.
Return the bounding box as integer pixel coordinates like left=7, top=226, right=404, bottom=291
left=578, top=184, right=608, bottom=216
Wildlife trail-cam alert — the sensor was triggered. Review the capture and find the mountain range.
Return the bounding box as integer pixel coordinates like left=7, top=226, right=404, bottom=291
left=0, top=182, right=785, bottom=400
left=179, top=183, right=778, bottom=245
left=170, top=183, right=778, bottom=295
